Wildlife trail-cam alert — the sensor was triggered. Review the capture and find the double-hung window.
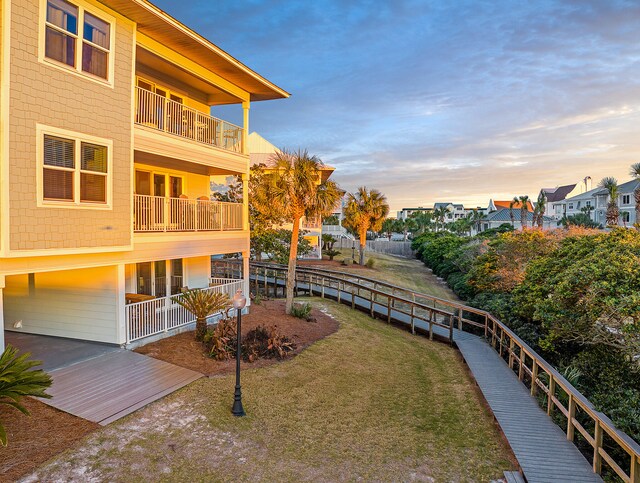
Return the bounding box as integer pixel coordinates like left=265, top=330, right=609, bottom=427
left=43, top=0, right=113, bottom=82
left=39, top=126, right=112, bottom=208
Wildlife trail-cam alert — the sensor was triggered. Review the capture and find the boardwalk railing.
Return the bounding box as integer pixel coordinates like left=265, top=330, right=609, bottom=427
left=135, top=86, right=243, bottom=153
left=125, top=280, right=243, bottom=343
left=228, top=260, right=640, bottom=482
left=134, top=195, right=242, bottom=232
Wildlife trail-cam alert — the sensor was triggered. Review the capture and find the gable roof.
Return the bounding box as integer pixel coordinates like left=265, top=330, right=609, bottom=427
left=542, top=184, right=577, bottom=203
left=493, top=200, right=535, bottom=212
left=486, top=209, right=553, bottom=223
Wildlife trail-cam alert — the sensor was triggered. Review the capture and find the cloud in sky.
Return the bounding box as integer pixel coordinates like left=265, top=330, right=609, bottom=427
left=154, top=0, right=640, bottom=212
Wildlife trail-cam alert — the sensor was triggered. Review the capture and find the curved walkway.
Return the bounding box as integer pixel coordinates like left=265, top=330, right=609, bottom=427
left=253, top=270, right=602, bottom=482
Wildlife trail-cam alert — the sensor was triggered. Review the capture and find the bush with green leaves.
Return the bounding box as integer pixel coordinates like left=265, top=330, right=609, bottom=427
left=290, top=302, right=313, bottom=321
left=365, top=258, right=375, bottom=268
left=173, top=289, right=231, bottom=342
left=0, top=345, right=52, bottom=446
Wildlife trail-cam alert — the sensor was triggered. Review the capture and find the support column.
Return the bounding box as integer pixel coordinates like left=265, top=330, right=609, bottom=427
left=242, top=251, right=250, bottom=307
left=0, top=275, right=6, bottom=352
left=242, top=101, right=250, bottom=155
left=242, top=173, right=249, bottom=232
left=115, top=264, right=127, bottom=346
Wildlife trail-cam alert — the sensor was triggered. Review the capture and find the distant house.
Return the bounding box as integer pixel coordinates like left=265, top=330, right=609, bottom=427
left=476, top=209, right=555, bottom=233
left=247, top=132, right=336, bottom=259
left=558, top=179, right=639, bottom=227
left=397, top=207, right=432, bottom=220
left=433, top=202, right=467, bottom=222
left=487, top=199, right=535, bottom=213
left=540, top=177, right=592, bottom=220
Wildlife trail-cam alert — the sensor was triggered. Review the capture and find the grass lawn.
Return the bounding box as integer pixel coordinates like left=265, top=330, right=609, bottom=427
left=315, top=248, right=458, bottom=301
left=27, top=299, right=514, bottom=482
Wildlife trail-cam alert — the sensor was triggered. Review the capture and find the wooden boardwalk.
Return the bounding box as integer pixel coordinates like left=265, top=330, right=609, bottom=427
left=46, top=350, right=202, bottom=425
left=252, top=269, right=603, bottom=482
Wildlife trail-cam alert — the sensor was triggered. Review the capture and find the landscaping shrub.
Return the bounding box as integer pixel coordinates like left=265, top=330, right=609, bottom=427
left=290, top=302, right=313, bottom=321
left=341, top=258, right=353, bottom=266
left=365, top=258, right=375, bottom=268
left=0, top=345, right=52, bottom=446
left=242, top=325, right=296, bottom=362
left=203, top=317, right=237, bottom=360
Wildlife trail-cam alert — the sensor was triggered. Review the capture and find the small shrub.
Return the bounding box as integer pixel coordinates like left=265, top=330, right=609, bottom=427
left=342, top=258, right=353, bottom=266
left=203, top=316, right=237, bottom=360
left=290, top=302, right=313, bottom=321
left=251, top=292, right=263, bottom=305
left=365, top=258, right=375, bottom=268
left=324, top=249, right=341, bottom=261
left=0, top=345, right=52, bottom=446
left=242, top=325, right=296, bottom=361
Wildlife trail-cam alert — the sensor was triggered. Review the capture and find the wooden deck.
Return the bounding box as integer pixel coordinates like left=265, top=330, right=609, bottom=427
left=45, top=350, right=202, bottom=425
left=251, top=268, right=604, bottom=482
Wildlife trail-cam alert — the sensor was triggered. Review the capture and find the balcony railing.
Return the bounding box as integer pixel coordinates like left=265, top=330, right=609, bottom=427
left=134, top=194, right=243, bottom=232
left=125, top=279, right=244, bottom=343
left=134, top=86, right=243, bottom=153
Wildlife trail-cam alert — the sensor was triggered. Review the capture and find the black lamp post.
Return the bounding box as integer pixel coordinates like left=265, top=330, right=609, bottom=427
left=232, top=289, right=247, bottom=417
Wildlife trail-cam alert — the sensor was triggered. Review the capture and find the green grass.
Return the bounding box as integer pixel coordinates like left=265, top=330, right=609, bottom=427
left=31, top=300, right=514, bottom=482
left=333, top=248, right=458, bottom=300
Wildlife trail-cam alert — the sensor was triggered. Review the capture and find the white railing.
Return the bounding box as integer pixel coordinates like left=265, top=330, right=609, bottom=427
left=133, top=194, right=243, bottom=232
left=135, top=87, right=243, bottom=153
left=125, top=279, right=244, bottom=343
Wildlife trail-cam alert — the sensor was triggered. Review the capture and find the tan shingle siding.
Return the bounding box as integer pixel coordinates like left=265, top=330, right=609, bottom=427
left=8, top=0, right=133, bottom=251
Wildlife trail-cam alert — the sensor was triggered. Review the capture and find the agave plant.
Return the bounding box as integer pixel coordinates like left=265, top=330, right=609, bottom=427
left=174, top=289, right=231, bottom=341
left=0, top=345, right=52, bottom=446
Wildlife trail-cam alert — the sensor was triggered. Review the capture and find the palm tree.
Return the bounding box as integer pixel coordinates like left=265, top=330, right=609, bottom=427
left=513, top=195, right=530, bottom=228
left=599, top=177, right=620, bottom=226
left=343, top=187, right=389, bottom=265
left=409, top=211, right=432, bottom=234
left=533, top=192, right=547, bottom=228
left=432, top=207, right=448, bottom=232
left=630, top=163, right=640, bottom=229
left=174, top=289, right=231, bottom=341
left=469, top=209, right=486, bottom=234
left=508, top=200, right=516, bottom=228
left=0, top=346, right=52, bottom=445
left=253, top=150, right=341, bottom=314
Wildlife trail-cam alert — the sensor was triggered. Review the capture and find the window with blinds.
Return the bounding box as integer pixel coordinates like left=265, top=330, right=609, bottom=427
left=44, top=0, right=113, bottom=81
left=42, top=132, right=110, bottom=205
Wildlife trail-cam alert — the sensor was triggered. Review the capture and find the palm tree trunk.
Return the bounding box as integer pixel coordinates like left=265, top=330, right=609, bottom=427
left=359, top=226, right=366, bottom=265
left=195, top=317, right=207, bottom=341
left=285, top=217, right=301, bottom=314
left=635, top=188, right=640, bottom=229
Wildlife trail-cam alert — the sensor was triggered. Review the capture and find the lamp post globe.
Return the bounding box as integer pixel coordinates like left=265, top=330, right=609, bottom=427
left=232, top=289, right=247, bottom=417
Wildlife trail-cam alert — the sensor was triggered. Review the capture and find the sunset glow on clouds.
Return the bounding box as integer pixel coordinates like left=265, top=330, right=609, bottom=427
left=154, top=0, right=640, bottom=212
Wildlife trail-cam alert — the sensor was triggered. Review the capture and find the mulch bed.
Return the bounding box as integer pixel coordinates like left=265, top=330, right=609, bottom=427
left=0, top=398, right=98, bottom=481
left=135, top=299, right=339, bottom=376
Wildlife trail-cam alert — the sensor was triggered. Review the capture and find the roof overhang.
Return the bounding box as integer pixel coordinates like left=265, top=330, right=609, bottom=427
left=100, top=0, right=290, bottom=102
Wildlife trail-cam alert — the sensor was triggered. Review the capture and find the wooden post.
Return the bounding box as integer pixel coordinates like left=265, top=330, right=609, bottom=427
left=491, top=319, right=497, bottom=348
left=370, top=291, right=374, bottom=317
left=448, top=315, right=453, bottom=345
left=508, top=338, right=515, bottom=368
left=567, top=394, right=576, bottom=441
left=337, top=282, right=341, bottom=304
left=457, top=307, right=463, bottom=331
left=499, top=330, right=504, bottom=357
left=351, top=285, right=355, bottom=309
left=263, top=268, right=267, bottom=294
left=630, top=454, right=639, bottom=483
left=531, top=360, right=539, bottom=396
left=387, top=297, right=391, bottom=323
left=593, top=419, right=603, bottom=474
left=321, top=277, right=325, bottom=298
left=410, top=304, right=415, bottom=335
left=429, top=321, right=433, bottom=340
left=518, top=348, right=524, bottom=381
left=547, top=375, right=555, bottom=416
left=484, top=313, right=488, bottom=339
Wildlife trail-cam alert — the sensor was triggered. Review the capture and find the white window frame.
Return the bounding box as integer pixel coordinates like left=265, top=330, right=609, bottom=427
left=39, top=0, right=116, bottom=87
left=36, top=124, right=113, bottom=209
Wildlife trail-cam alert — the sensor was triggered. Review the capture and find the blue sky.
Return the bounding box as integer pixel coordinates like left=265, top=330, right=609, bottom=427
left=154, top=0, right=640, bottom=212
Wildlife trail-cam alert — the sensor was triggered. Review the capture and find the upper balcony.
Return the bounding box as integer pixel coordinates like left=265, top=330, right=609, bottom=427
left=135, top=86, right=243, bottom=154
